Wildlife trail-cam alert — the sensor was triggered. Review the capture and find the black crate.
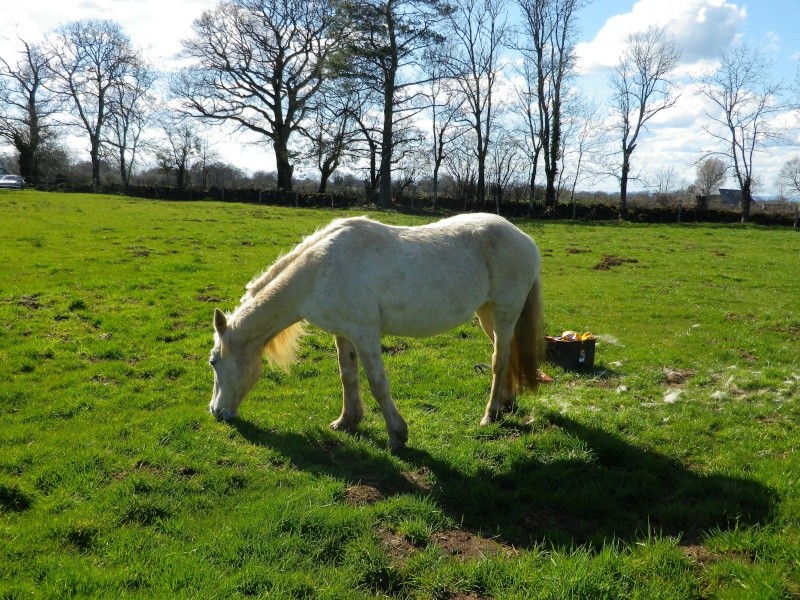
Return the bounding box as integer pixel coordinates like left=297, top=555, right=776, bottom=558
left=545, top=338, right=596, bottom=371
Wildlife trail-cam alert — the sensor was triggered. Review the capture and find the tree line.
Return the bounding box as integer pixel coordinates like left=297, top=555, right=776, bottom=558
left=1, top=0, right=799, bottom=222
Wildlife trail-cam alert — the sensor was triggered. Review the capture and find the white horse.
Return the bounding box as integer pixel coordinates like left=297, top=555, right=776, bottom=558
left=209, top=213, right=544, bottom=451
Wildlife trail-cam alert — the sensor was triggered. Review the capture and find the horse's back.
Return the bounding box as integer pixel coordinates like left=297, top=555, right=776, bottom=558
left=302, top=214, right=540, bottom=338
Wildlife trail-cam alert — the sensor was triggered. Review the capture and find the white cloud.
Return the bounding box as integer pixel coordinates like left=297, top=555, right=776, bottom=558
left=576, top=0, right=747, bottom=74
left=2, top=0, right=215, bottom=66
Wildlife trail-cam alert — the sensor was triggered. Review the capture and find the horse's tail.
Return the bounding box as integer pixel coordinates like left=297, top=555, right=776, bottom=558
left=509, top=276, right=545, bottom=394
left=263, top=322, right=306, bottom=371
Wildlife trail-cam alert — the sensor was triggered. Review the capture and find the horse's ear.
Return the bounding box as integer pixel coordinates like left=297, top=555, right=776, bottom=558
left=214, top=308, right=228, bottom=335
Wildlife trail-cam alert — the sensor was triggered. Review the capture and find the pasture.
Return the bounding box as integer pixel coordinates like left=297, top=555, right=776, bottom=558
left=1, top=191, right=798, bottom=598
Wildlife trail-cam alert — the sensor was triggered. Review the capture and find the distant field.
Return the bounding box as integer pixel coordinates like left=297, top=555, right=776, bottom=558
left=1, top=190, right=798, bottom=598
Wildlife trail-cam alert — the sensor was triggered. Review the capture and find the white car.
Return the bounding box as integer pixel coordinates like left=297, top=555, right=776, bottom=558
left=0, top=175, right=25, bottom=189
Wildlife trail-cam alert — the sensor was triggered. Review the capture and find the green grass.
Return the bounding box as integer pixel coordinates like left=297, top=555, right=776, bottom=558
left=1, top=190, right=798, bottom=598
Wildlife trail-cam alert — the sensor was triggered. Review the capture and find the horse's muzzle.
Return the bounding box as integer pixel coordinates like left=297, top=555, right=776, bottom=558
left=210, top=405, right=237, bottom=421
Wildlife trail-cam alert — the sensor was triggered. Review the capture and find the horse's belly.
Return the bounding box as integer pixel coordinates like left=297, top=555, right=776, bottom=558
left=378, top=287, right=481, bottom=337
left=380, top=306, right=476, bottom=337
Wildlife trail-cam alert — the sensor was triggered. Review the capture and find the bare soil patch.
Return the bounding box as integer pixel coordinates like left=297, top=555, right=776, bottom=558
left=18, top=295, right=43, bottom=310
left=663, top=368, right=697, bottom=385
left=430, top=530, right=509, bottom=560
left=377, top=526, right=511, bottom=564
left=593, top=255, right=639, bottom=270
left=343, top=468, right=432, bottom=506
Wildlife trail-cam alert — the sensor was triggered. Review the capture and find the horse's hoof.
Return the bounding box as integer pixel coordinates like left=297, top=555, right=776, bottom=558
left=388, top=438, right=407, bottom=454
left=330, top=417, right=359, bottom=433
left=388, top=429, right=408, bottom=453
left=480, top=413, right=497, bottom=426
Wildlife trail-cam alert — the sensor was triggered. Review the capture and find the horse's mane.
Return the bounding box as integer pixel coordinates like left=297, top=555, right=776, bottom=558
left=236, top=217, right=370, bottom=370
left=241, top=217, right=368, bottom=303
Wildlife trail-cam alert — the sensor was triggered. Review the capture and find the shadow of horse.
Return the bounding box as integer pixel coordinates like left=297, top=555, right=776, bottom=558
left=232, top=413, right=776, bottom=550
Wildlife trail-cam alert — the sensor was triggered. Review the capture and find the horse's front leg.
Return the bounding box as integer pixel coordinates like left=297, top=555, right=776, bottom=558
left=330, top=335, right=364, bottom=433
left=354, top=336, right=408, bottom=452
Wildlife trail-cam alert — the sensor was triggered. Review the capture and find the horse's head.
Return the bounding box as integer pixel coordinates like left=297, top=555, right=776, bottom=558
left=209, top=308, right=263, bottom=421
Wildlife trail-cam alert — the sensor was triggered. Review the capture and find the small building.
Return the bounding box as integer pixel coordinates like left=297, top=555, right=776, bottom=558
left=719, top=188, right=741, bottom=207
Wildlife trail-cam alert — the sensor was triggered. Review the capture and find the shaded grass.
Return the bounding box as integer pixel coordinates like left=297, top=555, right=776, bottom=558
left=1, top=190, right=798, bottom=598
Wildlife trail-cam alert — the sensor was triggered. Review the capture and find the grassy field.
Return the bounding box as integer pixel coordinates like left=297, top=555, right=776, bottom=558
left=1, top=190, right=798, bottom=599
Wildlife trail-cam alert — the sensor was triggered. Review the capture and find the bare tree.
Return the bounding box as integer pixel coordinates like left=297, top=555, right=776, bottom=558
left=443, top=0, right=509, bottom=203
left=156, top=122, right=202, bottom=189
left=517, top=0, right=583, bottom=207
left=103, top=58, right=156, bottom=191
left=173, top=0, right=339, bottom=191
left=444, top=129, right=479, bottom=209
left=47, top=19, right=138, bottom=189
left=301, top=78, right=363, bottom=193
left=513, top=55, right=544, bottom=210
left=608, top=26, right=681, bottom=216
left=562, top=96, right=602, bottom=217
left=424, top=53, right=467, bottom=209
left=698, top=43, right=786, bottom=222
left=778, top=156, right=800, bottom=230
left=695, top=157, right=726, bottom=196
left=651, top=165, right=680, bottom=196
left=336, top=0, right=449, bottom=207
left=0, top=38, right=60, bottom=183
left=488, top=126, right=522, bottom=213
left=777, top=156, right=800, bottom=197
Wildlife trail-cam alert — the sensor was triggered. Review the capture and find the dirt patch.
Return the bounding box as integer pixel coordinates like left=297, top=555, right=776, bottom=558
left=773, top=325, right=800, bottom=336
left=681, top=544, right=721, bottom=566
left=378, top=527, right=418, bottom=563
left=593, top=255, right=639, bottom=270
left=381, top=341, right=409, bottom=356
left=344, top=484, right=385, bottom=506
left=724, top=313, right=756, bottom=321
left=566, top=247, right=592, bottom=254
left=18, top=295, right=43, bottom=310
left=344, top=468, right=433, bottom=506
left=662, top=368, right=697, bottom=385
left=737, top=350, right=758, bottom=363
left=377, top=527, right=511, bottom=565
left=430, top=530, right=510, bottom=561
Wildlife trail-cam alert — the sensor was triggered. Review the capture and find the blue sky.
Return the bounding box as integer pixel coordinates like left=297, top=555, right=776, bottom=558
left=570, top=0, right=799, bottom=194
left=3, top=0, right=799, bottom=194
left=578, top=0, right=799, bottom=79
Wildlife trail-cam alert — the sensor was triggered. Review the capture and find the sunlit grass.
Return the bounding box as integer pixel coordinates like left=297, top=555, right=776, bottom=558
left=1, top=190, right=798, bottom=597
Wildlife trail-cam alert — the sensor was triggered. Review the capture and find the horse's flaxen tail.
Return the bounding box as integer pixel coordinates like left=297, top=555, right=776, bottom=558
left=508, top=277, right=545, bottom=394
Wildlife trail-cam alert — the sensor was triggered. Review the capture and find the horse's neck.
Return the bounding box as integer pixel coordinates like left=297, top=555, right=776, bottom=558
left=231, top=269, right=307, bottom=347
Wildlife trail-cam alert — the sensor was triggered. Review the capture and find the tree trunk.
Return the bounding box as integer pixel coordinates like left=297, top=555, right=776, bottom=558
left=119, top=151, right=129, bottom=194
left=546, top=92, right=561, bottom=207
left=317, top=156, right=337, bottom=194
left=378, top=97, right=393, bottom=208
left=90, top=137, right=101, bottom=191
left=274, top=137, right=294, bottom=191
left=619, top=150, right=631, bottom=218
left=432, top=162, right=440, bottom=211
left=17, top=144, right=36, bottom=183
left=740, top=179, right=752, bottom=223
left=527, top=147, right=540, bottom=214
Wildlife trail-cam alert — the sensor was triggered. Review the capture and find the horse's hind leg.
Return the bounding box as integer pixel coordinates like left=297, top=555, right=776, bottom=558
left=480, top=312, right=516, bottom=426
left=330, top=335, right=364, bottom=433
left=353, top=335, right=408, bottom=452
